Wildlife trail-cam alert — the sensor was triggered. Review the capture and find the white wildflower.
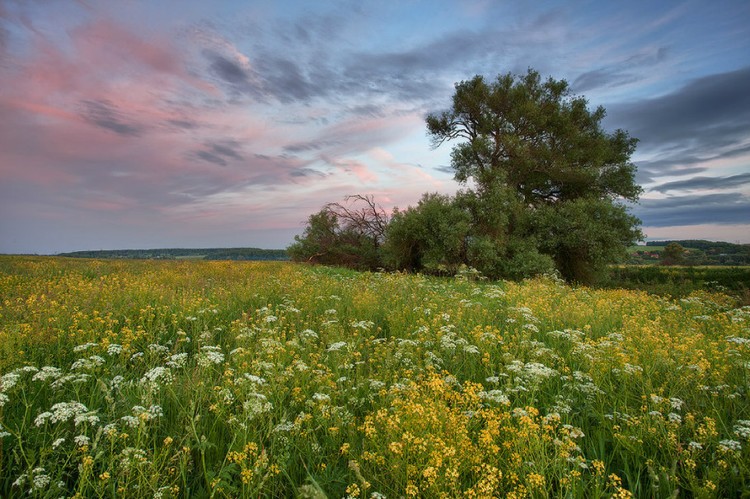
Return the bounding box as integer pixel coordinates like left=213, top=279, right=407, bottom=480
left=107, top=343, right=122, bottom=356
left=327, top=341, right=347, bottom=352
left=463, top=344, right=480, bottom=354
left=650, top=394, right=664, bottom=405
left=734, top=420, right=750, bottom=439
left=1, top=372, right=20, bottom=391
left=73, top=410, right=100, bottom=427
left=312, top=393, right=330, bottom=403
left=132, top=405, right=163, bottom=421
left=299, top=329, right=319, bottom=341
left=52, top=438, right=65, bottom=448
left=35, top=401, right=89, bottom=426
left=197, top=346, right=225, bottom=366
left=243, top=393, right=272, bottom=419
left=31, top=366, right=62, bottom=381
left=120, top=416, right=139, bottom=428
left=479, top=389, right=509, bottom=405
left=718, top=439, right=742, bottom=452
left=523, top=323, right=540, bottom=333
left=31, top=468, right=51, bottom=490
left=74, top=435, right=90, bottom=447
left=73, top=342, right=98, bottom=353
left=669, top=397, right=684, bottom=410
left=13, top=473, right=27, bottom=488
left=140, top=366, right=173, bottom=387
left=110, top=375, right=125, bottom=390
left=165, top=353, right=188, bottom=368
left=273, top=421, right=294, bottom=433
left=71, top=355, right=105, bottom=371
left=351, top=320, right=374, bottom=330
left=148, top=344, right=170, bottom=356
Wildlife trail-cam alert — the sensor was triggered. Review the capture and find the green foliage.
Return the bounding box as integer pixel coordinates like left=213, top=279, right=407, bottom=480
left=426, top=70, right=641, bottom=204
left=426, top=69, right=643, bottom=283
left=603, top=265, right=750, bottom=300
left=287, top=209, right=341, bottom=264
left=661, top=242, right=686, bottom=266
left=287, top=196, right=387, bottom=271
left=629, top=240, right=750, bottom=266
left=534, top=197, right=643, bottom=283
left=384, top=193, right=471, bottom=274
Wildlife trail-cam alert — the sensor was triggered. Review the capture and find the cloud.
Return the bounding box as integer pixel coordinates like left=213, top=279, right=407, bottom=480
left=633, top=193, right=750, bottom=227
left=608, top=66, right=750, bottom=150
left=194, top=150, right=227, bottom=166
left=283, top=140, right=339, bottom=154
left=605, top=66, right=750, bottom=190
left=572, top=47, right=669, bottom=92
left=652, top=173, right=750, bottom=193
left=209, top=53, right=250, bottom=85
left=79, top=100, right=143, bottom=137
left=166, top=119, right=199, bottom=130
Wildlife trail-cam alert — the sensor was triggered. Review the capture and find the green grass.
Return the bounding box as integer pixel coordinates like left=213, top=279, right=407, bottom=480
left=0, top=256, right=748, bottom=497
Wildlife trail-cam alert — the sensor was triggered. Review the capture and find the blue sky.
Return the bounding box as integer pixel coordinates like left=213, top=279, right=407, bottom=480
left=1, top=0, right=749, bottom=253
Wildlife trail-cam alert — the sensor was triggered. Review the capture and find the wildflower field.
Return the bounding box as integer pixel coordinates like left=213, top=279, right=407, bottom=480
left=0, top=256, right=748, bottom=498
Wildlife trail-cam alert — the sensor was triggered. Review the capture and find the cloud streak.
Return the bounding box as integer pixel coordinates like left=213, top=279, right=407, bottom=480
left=79, top=100, right=144, bottom=137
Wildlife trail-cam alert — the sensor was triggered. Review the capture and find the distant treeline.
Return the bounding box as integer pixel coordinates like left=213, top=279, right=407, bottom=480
left=57, top=248, right=289, bottom=261
left=629, top=240, right=750, bottom=266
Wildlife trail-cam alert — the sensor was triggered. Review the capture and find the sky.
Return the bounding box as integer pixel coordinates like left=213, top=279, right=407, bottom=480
left=1, top=0, right=749, bottom=254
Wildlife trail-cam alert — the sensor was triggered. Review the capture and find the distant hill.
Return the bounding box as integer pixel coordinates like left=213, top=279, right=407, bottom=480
left=629, top=240, right=750, bottom=266
left=57, top=247, right=289, bottom=261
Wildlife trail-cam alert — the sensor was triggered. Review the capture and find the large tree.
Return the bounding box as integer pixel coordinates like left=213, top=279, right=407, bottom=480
left=426, top=69, right=643, bottom=282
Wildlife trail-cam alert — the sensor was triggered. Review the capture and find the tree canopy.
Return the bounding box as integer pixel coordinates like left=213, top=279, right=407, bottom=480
left=424, top=69, right=643, bottom=282
left=290, top=69, right=643, bottom=284
left=426, top=70, right=641, bottom=205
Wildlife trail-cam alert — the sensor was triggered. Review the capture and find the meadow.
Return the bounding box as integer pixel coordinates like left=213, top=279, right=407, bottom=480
left=0, top=256, right=748, bottom=498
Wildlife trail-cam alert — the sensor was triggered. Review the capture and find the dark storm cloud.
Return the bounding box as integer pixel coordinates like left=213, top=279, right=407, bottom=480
left=79, top=100, right=143, bottom=137
left=652, top=173, right=750, bottom=193
left=633, top=193, right=750, bottom=227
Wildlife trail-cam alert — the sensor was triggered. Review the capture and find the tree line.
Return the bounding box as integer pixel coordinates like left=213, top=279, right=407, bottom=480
left=289, top=69, right=643, bottom=284
left=58, top=248, right=289, bottom=261
left=629, top=240, right=750, bottom=266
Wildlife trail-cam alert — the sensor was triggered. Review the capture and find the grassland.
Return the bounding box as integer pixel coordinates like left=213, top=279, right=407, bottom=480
left=602, top=266, right=750, bottom=302
left=1, top=256, right=748, bottom=497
